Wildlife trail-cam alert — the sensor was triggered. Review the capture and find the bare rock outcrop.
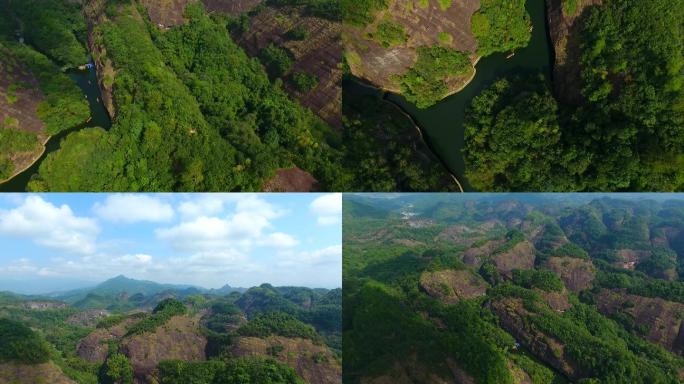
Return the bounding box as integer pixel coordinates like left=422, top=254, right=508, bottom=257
left=491, top=298, right=583, bottom=380
left=596, top=289, right=684, bottom=354
left=461, top=239, right=506, bottom=267
left=120, top=314, right=207, bottom=382
left=419, top=269, right=488, bottom=304
left=67, top=309, right=109, bottom=327
left=344, top=0, right=480, bottom=97
left=84, top=0, right=117, bottom=118
left=542, top=256, right=595, bottom=292
left=77, top=318, right=139, bottom=363
left=492, top=241, right=536, bottom=278
left=230, top=335, right=341, bottom=384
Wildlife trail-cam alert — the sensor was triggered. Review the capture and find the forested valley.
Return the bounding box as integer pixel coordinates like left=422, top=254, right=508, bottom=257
left=10, top=0, right=344, bottom=192
left=2, top=0, right=450, bottom=192
left=0, top=276, right=341, bottom=384
left=344, top=194, right=684, bottom=383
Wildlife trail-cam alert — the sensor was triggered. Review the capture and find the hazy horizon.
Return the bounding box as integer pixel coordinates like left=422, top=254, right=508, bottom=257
left=0, top=273, right=341, bottom=296
left=0, top=194, right=342, bottom=292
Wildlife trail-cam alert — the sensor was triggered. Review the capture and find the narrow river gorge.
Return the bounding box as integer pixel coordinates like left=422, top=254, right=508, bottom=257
left=0, top=67, right=111, bottom=192
left=346, top=0, right=554, bottom=191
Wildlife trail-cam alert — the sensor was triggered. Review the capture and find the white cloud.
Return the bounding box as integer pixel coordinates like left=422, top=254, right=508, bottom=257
left=111, top=253, right=153, bottom=266
left=310, top=194, right=342, bottom=226
left=158, top=195, right=292, bottom=252
left=19, top=252, right=154, bottom=280
left=0, top=196, right=99, bottom=254
left=177, top=194, right=236, bottom=218
left=94, top=194, right=174, bottom=223
left=156, top=213, right=272, bottom=251
left=262, top=232, right=299, bottom=248
left=0, top=194, right=340, bottom=290
left=235, top=194, right=285, bottom=219
left=0, top=258, right=38, bottom=273
left=177, top=194, right=284, bottom=220
left=278, top=245, right=342, bottom=268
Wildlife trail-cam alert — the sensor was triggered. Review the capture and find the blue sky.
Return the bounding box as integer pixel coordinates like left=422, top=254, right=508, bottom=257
left=0, top=194, right=341, bottom=293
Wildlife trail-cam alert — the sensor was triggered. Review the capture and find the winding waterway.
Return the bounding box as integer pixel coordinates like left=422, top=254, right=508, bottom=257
left=0, top=66, right=111, bottom=192
left=346, top=0, right=553, bottom=191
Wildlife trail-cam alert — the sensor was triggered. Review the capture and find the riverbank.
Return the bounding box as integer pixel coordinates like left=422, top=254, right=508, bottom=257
left=347, top=77, right=465, bottom=192
left=0, top=134, right=49, bottom=185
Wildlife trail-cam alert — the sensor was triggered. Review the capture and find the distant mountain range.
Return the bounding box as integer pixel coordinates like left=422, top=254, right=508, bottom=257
left=1, top=275, right=248, bottom=311
left=47, top=274, right=245, bottom=300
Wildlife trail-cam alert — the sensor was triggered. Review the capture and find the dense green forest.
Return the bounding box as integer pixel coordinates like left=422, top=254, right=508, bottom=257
left=158, top=357, right=304, bottom=384
left=0, top=278, right=341, bottom=384
left=0, top=318, right=51, bottom=364
left=397, top=45, right=472, bottom=108
left=464, top=0, right=684, bottom=191
left=344, top=194, right=684, bottom=383
left=471, top=0, right=531, bottom=56
left=19, top=1, right=347, bottom=191
left=0, top=125, right=39, bottom=180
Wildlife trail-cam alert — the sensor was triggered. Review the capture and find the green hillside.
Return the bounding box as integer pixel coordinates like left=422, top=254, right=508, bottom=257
left=0, top=277, right=341, bottom=384
left=344, top=194, right=684, bottom=383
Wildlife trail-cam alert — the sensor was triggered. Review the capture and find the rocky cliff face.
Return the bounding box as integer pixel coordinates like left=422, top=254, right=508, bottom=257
left=121, top=314, right=207, bottom=382
left=492, top=241, right=536, bottom=278
left=131, top=0, right=341, bottom=130
left=436, top=221, right=501, bottom=245
left=491, top=298, right=584, bottom=380
left=461, top=239, right=506, bottom=267
left=230, top=335, right=341, bottom=384
left=139, top=0, right=194, bottom=26
left=78, top=312, right=208, bottom=382
left=546, top=0, right=602, bottom=104
left=66, top=309, right=109, bottom=327
left=344, top=0, right=480, bottom=96
left=202, top=0, right=262, bottom=15
left=85, top=0, right=116, bottom=118
left=233, top=5, right=342, bottom=129
left=542, top=256, right=595, bottom=292
left=596, top=289, right=684, bottom=354
left=77, top=317, right=140, bottom=363
left=419, top=269, right=488, bottom=304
